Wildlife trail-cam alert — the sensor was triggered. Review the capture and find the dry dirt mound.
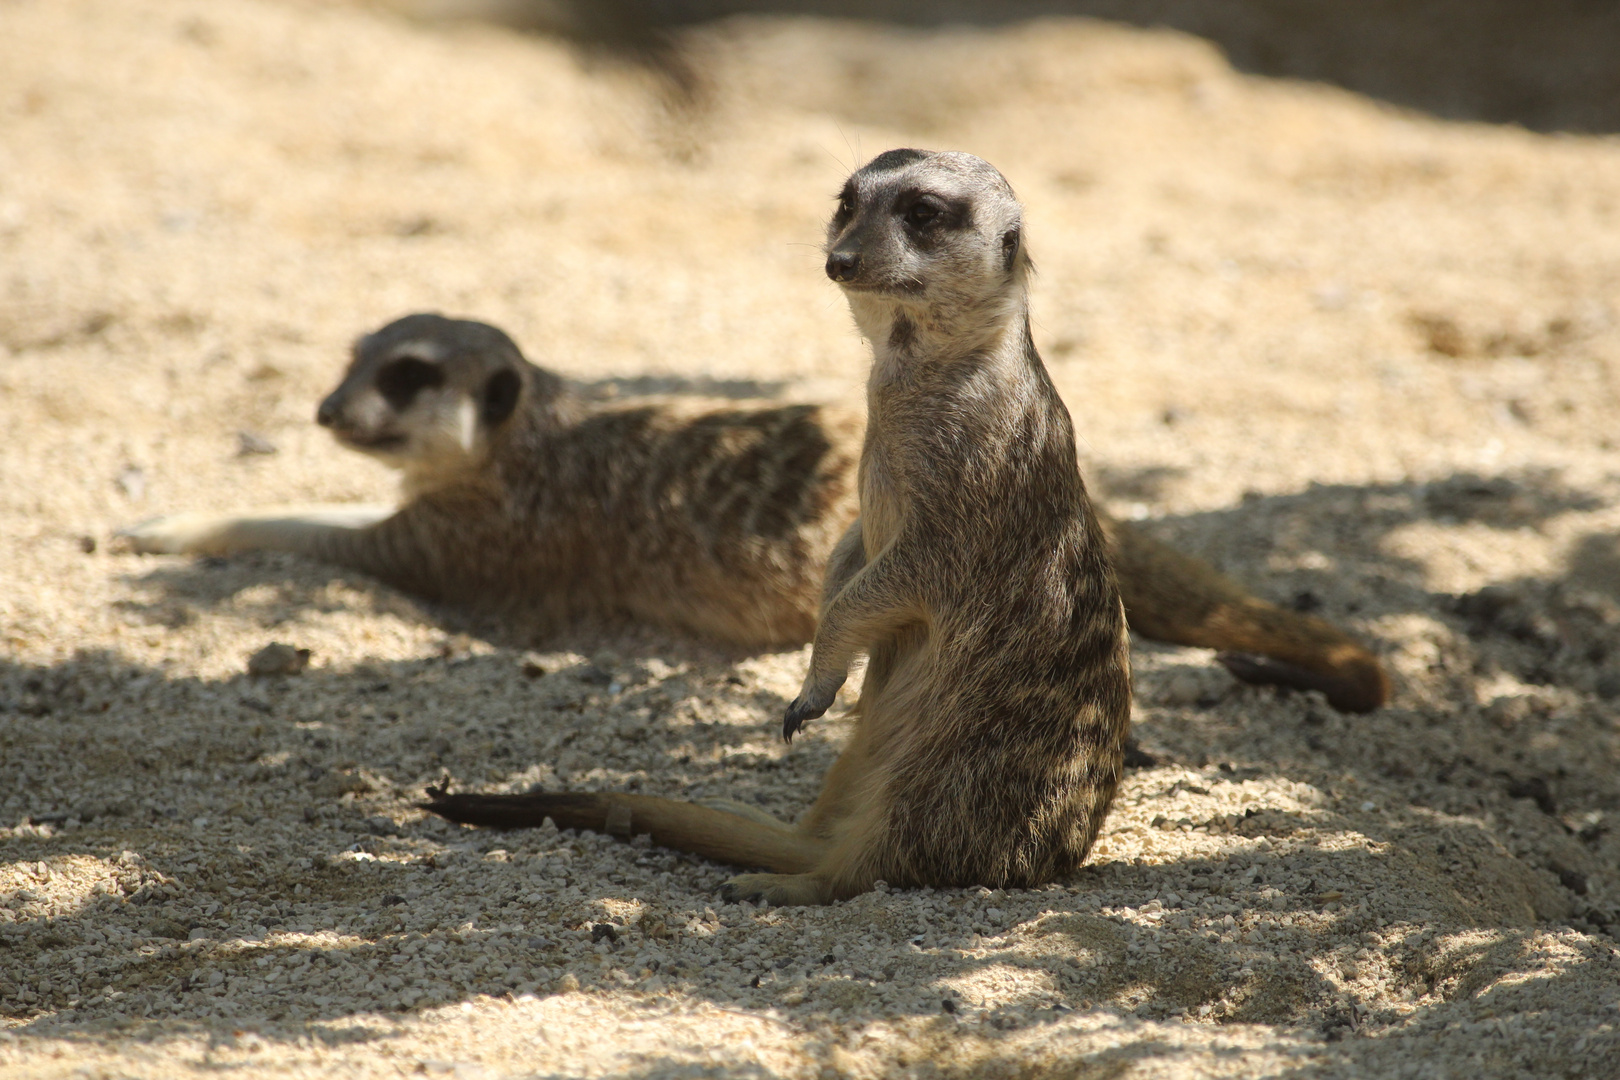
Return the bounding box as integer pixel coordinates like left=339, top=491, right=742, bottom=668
left=1, top=1, right=1618, bottom=1077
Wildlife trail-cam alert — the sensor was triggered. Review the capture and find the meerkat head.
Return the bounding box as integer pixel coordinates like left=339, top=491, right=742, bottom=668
left=317, top=314, right=534, bottom=479
left=825, top=149, right=1031, bottom=349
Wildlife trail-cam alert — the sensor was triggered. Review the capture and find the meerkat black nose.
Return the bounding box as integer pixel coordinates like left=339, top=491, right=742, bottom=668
left=315, top=396, right=338, bottom=428
left=825, top=251, right=861, bottom=282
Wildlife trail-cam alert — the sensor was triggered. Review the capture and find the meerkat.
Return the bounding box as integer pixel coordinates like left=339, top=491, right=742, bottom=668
left=121, top=314, right=861, bottom=649
left=426, top=149, right=1134, bottom=905
left=118, top=313, right=1388, bottom=711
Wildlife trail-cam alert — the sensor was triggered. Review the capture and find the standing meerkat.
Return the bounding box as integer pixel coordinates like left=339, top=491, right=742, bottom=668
left=427, top=150, right=1134, bottom=904
left=119, top=313, right=1389, bottom=711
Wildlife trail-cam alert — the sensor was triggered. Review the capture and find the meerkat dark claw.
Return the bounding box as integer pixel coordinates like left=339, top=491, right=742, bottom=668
left=781, top=697, right=824, bottom=742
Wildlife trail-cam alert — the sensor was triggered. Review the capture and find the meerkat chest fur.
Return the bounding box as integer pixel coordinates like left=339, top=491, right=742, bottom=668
left=860, top=339, right=1057, bottom=566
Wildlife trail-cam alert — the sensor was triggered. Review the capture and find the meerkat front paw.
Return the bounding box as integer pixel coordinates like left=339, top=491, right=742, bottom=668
left=782, top=679, right=841, bottom=741
left=115, top=512, right=234, bottom=556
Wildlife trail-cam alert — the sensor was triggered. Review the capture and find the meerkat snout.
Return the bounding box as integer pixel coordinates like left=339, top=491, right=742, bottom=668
left=825, top=250, right=861, bottom=282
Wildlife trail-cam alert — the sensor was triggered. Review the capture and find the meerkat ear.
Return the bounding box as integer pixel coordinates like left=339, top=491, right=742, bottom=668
left=1001, top=225, right=1022, bottom=273
left=481, top=368, right=523, bottom=427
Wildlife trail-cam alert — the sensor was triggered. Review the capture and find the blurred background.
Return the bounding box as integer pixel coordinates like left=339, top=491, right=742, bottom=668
left=8, top=0, right=1618, bottom=520
left=378, top=0, right=1620, bottom=132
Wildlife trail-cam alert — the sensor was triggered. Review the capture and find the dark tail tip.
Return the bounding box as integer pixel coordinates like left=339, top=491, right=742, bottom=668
left=418, top=788, right=599, bottom=831
left=417, top=788, right=532, bottom=829
left=418, top=784, right=468, bottom=825
left=1217, top=652, right=1388, bottom=714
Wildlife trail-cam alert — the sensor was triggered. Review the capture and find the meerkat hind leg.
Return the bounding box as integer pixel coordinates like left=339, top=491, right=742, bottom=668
left=721, top=871, right=835, bottom=907
left=722, top=780, right=896, bottom=906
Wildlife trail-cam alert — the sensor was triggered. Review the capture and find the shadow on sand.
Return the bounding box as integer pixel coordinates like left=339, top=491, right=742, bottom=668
left=2, top=466, right=1617, bottom=1071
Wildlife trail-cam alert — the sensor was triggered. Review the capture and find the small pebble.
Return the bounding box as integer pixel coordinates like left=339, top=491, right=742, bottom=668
left=235, top=430, right=277, bottom=455
left=247, top=642, right=311, bottom=676
left=1159, top=669, right=1209, bottom=707
left=114, top=466, right=145, bottom=501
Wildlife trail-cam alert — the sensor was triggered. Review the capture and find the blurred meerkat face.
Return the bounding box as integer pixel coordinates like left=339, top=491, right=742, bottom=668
left=824, top=149, right=1029, bottom=319
left=316, top=313, right=526, bottom=474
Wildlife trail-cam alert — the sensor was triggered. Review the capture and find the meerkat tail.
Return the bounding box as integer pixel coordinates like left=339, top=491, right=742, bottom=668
left=1103, top=516, right=1390, bottom=713
left=1212, top=651, right=1385, bottom=711
left=419, top=788, right=825, bottom=874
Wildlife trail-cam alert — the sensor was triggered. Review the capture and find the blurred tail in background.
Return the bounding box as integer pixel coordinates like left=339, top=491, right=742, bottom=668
left=1106, top=516, right=1389, bottom=713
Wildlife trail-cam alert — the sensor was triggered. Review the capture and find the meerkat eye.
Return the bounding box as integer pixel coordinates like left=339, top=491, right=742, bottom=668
left=375, top=356, right=445, bottom=410
left=906, top=199, right=942, bottom=228
left=834, top=183, right=856, bottom=221
left=481, top=368, right=522, bottom=426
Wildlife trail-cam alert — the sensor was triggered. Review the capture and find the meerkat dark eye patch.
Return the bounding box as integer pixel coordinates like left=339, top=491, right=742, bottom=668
left=375, top=356, right=445, bottom=410
left=481, top=368, right=522, bottom=427
left=896, top=191, right=965, bottom=234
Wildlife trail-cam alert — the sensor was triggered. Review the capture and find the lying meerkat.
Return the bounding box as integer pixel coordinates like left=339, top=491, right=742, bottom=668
left=119, top=329, right=1386, bottom=713
left=427, top=149, right=1134, bottom=904
left=122, top=314, right=860, bottom=650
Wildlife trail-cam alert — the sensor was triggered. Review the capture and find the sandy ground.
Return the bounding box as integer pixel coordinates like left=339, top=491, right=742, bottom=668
left=3, top=1, right=1620, bottom=1076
